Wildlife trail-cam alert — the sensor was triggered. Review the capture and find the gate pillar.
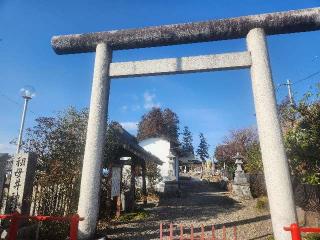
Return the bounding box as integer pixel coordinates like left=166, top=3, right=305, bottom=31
left=77, top=43, right=112, bottom=239
left=247, top=28, right=297, bottom=240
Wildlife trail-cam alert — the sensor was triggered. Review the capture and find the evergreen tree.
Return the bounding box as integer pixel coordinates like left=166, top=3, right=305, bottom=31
left=181, top=126, right=194, bottom=156
left=196, top=133, right=209, bottom=162
left=163, top=108, right=180, bottom=144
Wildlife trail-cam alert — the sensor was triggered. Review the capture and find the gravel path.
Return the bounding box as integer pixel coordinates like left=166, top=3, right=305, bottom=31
left=102, top=177, right=272, bottom=240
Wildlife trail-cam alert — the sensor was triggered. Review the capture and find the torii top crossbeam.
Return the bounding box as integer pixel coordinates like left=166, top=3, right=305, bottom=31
left=52, top=7, right=320, bottom=54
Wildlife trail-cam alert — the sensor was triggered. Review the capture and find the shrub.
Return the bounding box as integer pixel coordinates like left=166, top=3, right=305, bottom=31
left=38, top=222, right=69, bottom=240
left=116, top=210, right=149, bottom=222
left=256, top=196, right=268, bottom=210
left=249, top=174, right=267, bottom=198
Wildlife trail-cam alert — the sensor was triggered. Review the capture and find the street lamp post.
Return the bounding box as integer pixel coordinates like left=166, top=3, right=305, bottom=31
left=16, top=86, right=35, bottom=154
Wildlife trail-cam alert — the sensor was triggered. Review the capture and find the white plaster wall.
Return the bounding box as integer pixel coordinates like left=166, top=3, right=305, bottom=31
left=139, top=138, right=171, bottom=182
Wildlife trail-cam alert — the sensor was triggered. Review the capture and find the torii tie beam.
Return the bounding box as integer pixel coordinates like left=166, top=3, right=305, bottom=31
left=51, top=7, right=320, bottom=240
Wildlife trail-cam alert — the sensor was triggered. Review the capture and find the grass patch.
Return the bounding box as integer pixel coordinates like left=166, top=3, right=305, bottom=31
left=116, top=210, right=150, bottom=222
left=304, top=233, right=320, bottom=240
left=256, top=196, right=268, bottom=210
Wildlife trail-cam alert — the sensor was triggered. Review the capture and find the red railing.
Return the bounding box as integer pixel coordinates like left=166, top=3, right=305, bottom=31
left=160, top=223, right=237, bottom=240
left=0, top=213, right=84, bottom=240
left=284, top=223, right=320, bottom=240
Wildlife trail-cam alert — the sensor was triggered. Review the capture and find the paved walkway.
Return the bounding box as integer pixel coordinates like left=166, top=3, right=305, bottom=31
left=102, top=178, right=272, bottom=239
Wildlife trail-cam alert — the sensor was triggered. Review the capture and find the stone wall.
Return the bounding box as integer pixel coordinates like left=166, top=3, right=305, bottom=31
left=293, top=182, right=320, bottom=212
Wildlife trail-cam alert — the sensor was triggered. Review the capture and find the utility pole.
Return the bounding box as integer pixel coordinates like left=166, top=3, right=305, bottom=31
left=286, top=79, right=294, bottom=105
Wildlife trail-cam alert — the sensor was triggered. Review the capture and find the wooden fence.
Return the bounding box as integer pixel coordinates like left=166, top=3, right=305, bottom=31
left=0, top=174, right=80, bottom=217
left=30, top=178, right=80, bottom=216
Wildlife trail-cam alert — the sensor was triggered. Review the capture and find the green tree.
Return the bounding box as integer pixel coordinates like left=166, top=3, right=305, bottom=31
left=24, top=107, right=88, bottom=182
left=196, top=133, right=209, bottom=163
left=244, top=142, right=263, bottom=174
left=162, top=108, right=180, bottom=144
left=284, top=89, right=320, bottom=184
left=21, top=108, right=140, bottom=215
left=181, top=126, right=194, bottom=156
left=145, top=161, right=162, bottom=191
left=22, top=107, right=88, bottom=239
left=278, top=96, right=297, bottom=133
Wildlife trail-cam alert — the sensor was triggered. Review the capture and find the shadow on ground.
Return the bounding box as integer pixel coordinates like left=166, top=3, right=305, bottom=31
left=100, top=180, right=270, bottom=240
left=154, top=181, right=241, bottom=222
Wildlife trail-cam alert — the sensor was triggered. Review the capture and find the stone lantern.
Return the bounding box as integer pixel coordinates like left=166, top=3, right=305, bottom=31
left=232, top=152, right=252, bottom=199
left=167, top=151, right=176, bottom=180
left=233, top=152, right=244, bottom=174
left=164, top=151, right=180, bottom=195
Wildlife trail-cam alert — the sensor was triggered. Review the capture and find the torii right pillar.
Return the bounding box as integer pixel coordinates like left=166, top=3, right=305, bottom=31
left=247, top=28, right=297, bottom=240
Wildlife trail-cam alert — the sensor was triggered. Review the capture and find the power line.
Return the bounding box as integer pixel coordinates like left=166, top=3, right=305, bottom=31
left=276, top=54, right=320, bottom=88
left=276, top=66, right=320, bottom=105
left=0, top=91, right=36, bottom=115
left=292, top=70, right=320, bottom=85
left=291, top=55, right=320, bottom=84
left=276, top=68, right=320, bottom=92
left=0, top=92, right=21, bottom=106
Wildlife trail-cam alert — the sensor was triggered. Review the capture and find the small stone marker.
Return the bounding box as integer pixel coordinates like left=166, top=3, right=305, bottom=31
left=7, top=152, right=36, bottom=214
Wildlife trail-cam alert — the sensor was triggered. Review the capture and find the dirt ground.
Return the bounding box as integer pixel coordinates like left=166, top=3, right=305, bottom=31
left=100, top=177, right=272, bottom=240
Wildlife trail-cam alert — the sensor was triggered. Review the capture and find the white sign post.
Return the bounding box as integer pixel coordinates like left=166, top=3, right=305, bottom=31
left=111, top=167, right=121, bottom=198
left=111, top=166, right=122, bottom=218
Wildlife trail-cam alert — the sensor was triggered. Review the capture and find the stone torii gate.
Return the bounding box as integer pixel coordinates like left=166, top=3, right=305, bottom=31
left=51, top=7, right=320, bottom=240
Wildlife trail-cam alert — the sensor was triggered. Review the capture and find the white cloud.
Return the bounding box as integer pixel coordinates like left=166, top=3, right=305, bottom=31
left=121, top=105, right=128, bottom=112
left=120, top=122, right=138, bottom=132
left=120, top=104, right=141, bottom=113
left=0, top=143, right=16, bottom=154
left=143, top=91, right=160, bottom=110
left=131, top=104, right=141, bottom=111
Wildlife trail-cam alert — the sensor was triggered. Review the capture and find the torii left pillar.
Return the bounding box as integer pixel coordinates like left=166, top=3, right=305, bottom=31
left=77, top=43, right=112, bottom=239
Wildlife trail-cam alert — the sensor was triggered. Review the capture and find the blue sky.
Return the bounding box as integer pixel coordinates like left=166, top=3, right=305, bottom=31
left=0, top=0, right=319, bottom=155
